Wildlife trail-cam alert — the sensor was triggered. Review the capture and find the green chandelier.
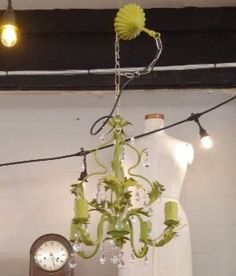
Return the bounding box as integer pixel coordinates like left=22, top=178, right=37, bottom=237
left=69, top=116, right=180, bottom=264
left=69, top=3, right=180, bottom=267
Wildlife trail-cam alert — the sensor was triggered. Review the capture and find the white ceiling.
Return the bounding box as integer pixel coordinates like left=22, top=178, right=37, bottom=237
left=0, top=0, right=236, bottom=10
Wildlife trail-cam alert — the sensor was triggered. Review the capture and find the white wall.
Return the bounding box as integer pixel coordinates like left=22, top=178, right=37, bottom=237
left=0, top=89, right=235, bottom=276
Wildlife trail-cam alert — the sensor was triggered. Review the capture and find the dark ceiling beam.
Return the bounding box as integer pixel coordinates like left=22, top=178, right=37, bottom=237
left=0, top=32, right=235, bottom=71
left=0, top=68, right=235, bottom=90
left=0, top=7, right=235, bottom=33
left=0, top=7, right=235, bottom=90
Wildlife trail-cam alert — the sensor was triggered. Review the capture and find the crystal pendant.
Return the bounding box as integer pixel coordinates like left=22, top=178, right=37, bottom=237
left=100, top=242, right=104, bottom=252
left=148, top=207, right=153, bottom=216
left=72, top=241, right=81, bottom=252
left=130, top=254, right=135, bottom=264
left=143, top=150, right=150, bottom=167
left=135, top=191, right=140, bottom=202
left=118, top=250, right=124, bottom=258
left=111, top=255, right=119, bottom=264
left=121, top=146, right=126, bottom=161
left=100, top=134, right=105, bottom=143
left=118, top=250, right=124, bottom=266
left=68, top=253, right=77, bottom=269
left=96, top=182, right=103, bottom=202
left=130, top=215, right=136, bottom=224
left=130, top=136, right=135, bottom=145
left=100, top=255, right=107, bottom=264
left=117, top=259, right=125, bottom=269
left=144, top=256, right=148, bottom=265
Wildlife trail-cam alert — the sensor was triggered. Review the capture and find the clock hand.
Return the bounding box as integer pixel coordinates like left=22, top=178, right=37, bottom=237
left=52, top=257, right=56, bottom=267
left=49, top=253, right=56, bottom=267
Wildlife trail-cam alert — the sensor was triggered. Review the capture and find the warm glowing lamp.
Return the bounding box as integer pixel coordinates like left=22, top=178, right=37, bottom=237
left=199, top=124, right=213, bottom=149
left=1, top=0, right=18, bottom=47
left=191, top=113, right=213, bottom=150
left=200, top=134, right=213, bottom=149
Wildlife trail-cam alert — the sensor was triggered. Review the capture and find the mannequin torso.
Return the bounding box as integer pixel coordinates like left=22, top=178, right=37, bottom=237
left=120, top=113, right=194, bottom=276
left=141, top=114, right=193, bottom=199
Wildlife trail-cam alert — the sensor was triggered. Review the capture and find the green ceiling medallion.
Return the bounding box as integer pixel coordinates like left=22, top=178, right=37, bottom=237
left=114, top=3, right=159, bottom=40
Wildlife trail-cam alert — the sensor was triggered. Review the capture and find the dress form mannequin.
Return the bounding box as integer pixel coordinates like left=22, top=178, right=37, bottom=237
left=119, top=113, right=193, bottom=276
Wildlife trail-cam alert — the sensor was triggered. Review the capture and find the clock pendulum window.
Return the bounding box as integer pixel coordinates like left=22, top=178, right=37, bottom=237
left=29, top=234, right=75, bottom=276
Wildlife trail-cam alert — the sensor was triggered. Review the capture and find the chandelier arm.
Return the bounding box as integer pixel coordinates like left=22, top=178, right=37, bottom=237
left=74, top=169, right=108, bottom=200
left=125, top=209, right=149, bottom=220
left=88, top=205, right=113, bottom=219
left=150, top=225, right=178, bottom=248
left=125, top=142, right=153, bottom=189
left=79, top=214, right=105, bottom=246
left=92, top=141, right=110, bottom=174
left=127, top=216, right=149, bottom=258
left=76, top=137, right=114, bottom=191
left=77, top=244, right=100, bottom=259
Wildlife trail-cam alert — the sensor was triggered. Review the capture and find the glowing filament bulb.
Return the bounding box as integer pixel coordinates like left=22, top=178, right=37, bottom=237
left=1, top=24, right=17, bottom=47
left=201, top=135, right=213, bottom=149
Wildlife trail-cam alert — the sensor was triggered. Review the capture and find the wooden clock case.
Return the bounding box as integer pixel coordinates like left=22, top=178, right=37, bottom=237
left=29, top=233, right=74, bottom=276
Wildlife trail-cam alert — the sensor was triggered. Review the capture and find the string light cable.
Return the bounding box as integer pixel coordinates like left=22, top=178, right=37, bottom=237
left=0, top=94, right=235, bottom=168
left=0, top=2, right=235, bottom=167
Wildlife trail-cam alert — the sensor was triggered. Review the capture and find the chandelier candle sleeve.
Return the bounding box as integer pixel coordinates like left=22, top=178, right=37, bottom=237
left=74, top=197, right=89, bottom=223
left=164, top=201, right=179, bottom=226
left=140, top=221, right=151, bottom=243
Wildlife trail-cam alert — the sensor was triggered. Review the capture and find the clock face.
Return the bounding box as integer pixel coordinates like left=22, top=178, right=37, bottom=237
left=34, top=240, right=69, bottom=272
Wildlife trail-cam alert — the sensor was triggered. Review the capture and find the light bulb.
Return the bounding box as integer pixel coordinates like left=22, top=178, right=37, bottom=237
left=1, top=24, right=17, bottom=47
left=201, top=135, right=213, bottom=149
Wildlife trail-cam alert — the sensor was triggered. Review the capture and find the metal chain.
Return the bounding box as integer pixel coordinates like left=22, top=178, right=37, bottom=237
left=89, top=34, right=162, bottom=135
left=122, top=36, right=163, bottom=79
left=114, top=34, right=121, bottom=115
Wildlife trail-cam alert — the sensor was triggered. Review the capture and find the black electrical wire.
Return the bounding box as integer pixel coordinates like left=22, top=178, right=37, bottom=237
left=0, top=152, right=82, bottom=167
left=89, top=77, right=133, bottom=135
left=197, top=95, right=236, bottom=117
left=0, top=94, right=235, bottom=168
